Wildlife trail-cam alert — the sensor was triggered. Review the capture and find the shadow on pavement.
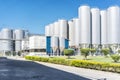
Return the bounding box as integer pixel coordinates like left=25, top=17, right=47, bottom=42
left=0, top=57, right=7, bottom=59
left=0, top=57, right=91, bottom=80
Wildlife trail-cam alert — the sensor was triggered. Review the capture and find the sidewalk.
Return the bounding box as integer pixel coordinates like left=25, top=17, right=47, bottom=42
left=8, top=57, right=120, bottom=80
left=36, top=62, right=120, bottom=80
left=7, top=56, right=26, bottom=61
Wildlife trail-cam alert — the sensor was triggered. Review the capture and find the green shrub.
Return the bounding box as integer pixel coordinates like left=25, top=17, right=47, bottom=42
left=18, top=51, right=22, bottom=56
left=80, top=48, right=90, bottom=60
left=90, top=48, right=96, bottom=56
left=118, top=50, right=120, bottom=53
left=101, top=48, right=110, bottom=57
left=111, top=54, right=120, bottom=62
left=64, top=49, right=74, bottom=59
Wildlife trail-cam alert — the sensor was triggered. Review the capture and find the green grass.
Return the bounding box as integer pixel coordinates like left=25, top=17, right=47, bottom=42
left=50, top=55, right=120, bottom=63
left=88, top=56, right=113, bottom=63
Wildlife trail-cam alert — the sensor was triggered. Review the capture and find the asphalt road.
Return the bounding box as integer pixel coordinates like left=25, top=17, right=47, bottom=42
left=0, top=57, right=90, bottom=80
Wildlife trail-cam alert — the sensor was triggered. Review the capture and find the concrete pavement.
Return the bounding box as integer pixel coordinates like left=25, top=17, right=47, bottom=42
left=36, top=62, right=120, bottom=80
left=0, top=57, right=90, bottom=80
left=7, top=57, right=120, bottom=80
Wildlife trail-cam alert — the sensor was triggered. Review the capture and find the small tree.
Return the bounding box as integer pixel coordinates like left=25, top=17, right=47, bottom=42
left=80, top=48, right=90, bottom=60
left=101, top=48, right=110, bottom=57
left=64, top=49, right=74, bottom=59
left=90, top=48, right=96, bottom=56
left=118, top=50, right=120, bottom=54
left=111, top=54, right=120, bottom=62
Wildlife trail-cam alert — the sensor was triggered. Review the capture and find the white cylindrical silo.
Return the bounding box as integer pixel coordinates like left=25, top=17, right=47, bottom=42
left=59, top=37, right=65, bottom=55
left=2, top=40, right=13, bottom=51
left=107, top=6, right=120, bottom=44
left=1, top=28, right=13, bottom=51
left=91, top=8, right=100, bottom=46
left=1, top=28, right=13, bottom=39
left=49, top=24, right=54, bottom=36
left=54, top=21, right=60, bottom=37
left=59, top=19, right=68, bottom=39
left=73, top=18, right=80, bottom=48
left=14, top=29, right=25, bottom=51
left=14, top=29, right=25, bottom=40
left=15, top=41, right=22, bottom=51
left=107, top=6, right=120, bottom=53
left=45, top=25, right=51, bottom=36
left=100, top=10, right=108, bottom=46
left=79, top=5, right=91, bottom=47
left=68, top=20, right=75, bottom=47
left=21, top=39, right=29, bottom=50
left=51, top=36, right=59, bottom=55
left=24, top=30, right=29, bottom=39
left=51, top=36, right=59, bottom=48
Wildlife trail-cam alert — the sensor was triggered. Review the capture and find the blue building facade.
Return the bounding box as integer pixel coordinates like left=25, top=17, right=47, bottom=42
left=46, top=37, right=51, bottom=54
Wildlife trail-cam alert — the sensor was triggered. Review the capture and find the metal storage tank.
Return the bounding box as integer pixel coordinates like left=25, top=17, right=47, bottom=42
left=107, top=6, right=120, bottom=53
left=2, top=40, right=13, bottom=51
left=45, top=25, right=51, bottom=37
left=51, top=36, right=59, bottom=55
left=59, top=37, right=65, bottom=55
left=91, top=8, right=100, bottom=48
left=54, top=21, right=60, bottom=37
left=45, top=24, right=52, bottom=55
left=49, top=24, right=54, bottom=36
left=100, top=10, right=108, bottom=48
left=1, top=28, right=13, bottom=39
left=59, top=19, right=68, bottom=39
left=79, top=5, right=91, bottom=48
left=73, top=18, right=80, bottom=48
left=1, top=28, right=13, bottom=51
left=14, top=29, right=25, bottom=40
left=14, top=29, right=25, bottom=51
left=15, top=41, right=22, bottom=51
left=21, top=39, right=29, bottom=50
left=68, top=20, right=75, bottom=47
left=107, top=6, right=120, bottom=44
left=24, top=30, right=29, bottom=39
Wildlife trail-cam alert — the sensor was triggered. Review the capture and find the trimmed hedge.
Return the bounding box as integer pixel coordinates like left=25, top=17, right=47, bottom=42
left=25, top=56, right=70, bottom=65
left=25, top=56, right=120, bottom=73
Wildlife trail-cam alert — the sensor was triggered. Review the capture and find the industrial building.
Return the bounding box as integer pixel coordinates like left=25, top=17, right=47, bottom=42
left=1, top=5, right=120, bottom=56
left=45, top=5, right=120, bottom=55
left=45, top=19, right=69, bottom=56
left=0, top=28, right=46, bottom=56
left=28, top=34, right=46, bottom=56
left=0, top=28, right=28, bottom=54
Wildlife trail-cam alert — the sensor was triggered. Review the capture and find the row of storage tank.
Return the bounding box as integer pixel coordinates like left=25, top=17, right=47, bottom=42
left=0, top=28, right=28, bottom=52
left=45, top=5, right=120, bottom=55
left=45, top=19, right=69, bottom=55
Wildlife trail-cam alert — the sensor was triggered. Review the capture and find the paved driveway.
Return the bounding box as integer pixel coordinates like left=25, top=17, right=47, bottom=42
left=0, top=57, right=90, bottom=80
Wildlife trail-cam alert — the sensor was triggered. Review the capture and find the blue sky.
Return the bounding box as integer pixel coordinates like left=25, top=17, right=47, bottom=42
left=0, top=0, right=120, bottom=34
